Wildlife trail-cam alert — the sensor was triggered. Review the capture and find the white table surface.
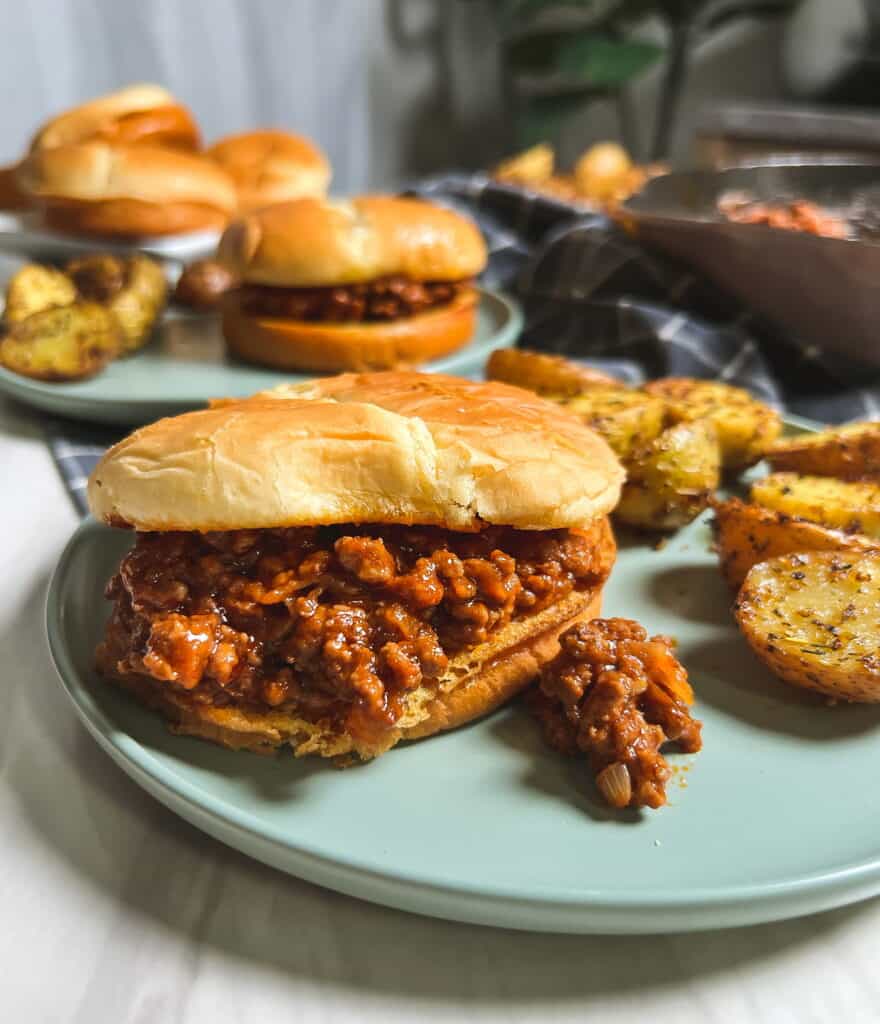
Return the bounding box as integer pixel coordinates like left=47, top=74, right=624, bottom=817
left=3, top=393, right=880, bottom=1024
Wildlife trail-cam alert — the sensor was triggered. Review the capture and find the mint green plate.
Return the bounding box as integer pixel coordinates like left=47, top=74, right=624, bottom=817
left=0, top=287, right=521, bottom=426
left=45, top=447, right=880, bottom=933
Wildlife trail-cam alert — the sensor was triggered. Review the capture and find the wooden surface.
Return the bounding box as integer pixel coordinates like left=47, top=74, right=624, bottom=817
left=3, top=394, right=880, bottom=1022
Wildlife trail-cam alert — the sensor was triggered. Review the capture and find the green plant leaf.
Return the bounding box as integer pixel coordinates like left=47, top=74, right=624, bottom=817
left=555, top=33, right=664, bottom=86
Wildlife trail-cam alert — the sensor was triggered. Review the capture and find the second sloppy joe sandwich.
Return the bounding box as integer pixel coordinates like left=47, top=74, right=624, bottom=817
left=88, top=372, right=623, bottom=760
left=216, top=196, right=488, bottom=372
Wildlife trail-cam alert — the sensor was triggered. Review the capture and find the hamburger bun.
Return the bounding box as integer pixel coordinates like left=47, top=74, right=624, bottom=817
left=30, top=83, right=200, bottom=152
left=88, top=372, right=625, bottom=533
left=18, top=141, right=237, bottom=237
left=218, top=195, right=488, bottom=286
left=207, top=129, right=330, bottom=212
left=221, top=285, right=478, bottom=371
left=90, top=373, right=621, bottom=759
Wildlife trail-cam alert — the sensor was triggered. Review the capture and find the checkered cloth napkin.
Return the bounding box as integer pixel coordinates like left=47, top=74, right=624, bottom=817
left=48, top=172, right=880, bottom=515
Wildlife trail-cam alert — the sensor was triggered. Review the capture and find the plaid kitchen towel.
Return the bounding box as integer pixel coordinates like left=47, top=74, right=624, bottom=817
left=48, top=171, right=880, bottom=515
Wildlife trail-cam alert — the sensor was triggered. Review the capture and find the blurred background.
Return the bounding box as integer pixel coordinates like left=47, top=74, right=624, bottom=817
left=3, top=0, right=879, bottom=192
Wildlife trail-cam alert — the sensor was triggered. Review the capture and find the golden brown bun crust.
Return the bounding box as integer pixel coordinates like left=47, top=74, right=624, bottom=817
left=19, top=141, right=236, bottom=236
left=102, top=580, right=607, bottom=758
left=30, top=84, right=200, bottom=151
left=218, top=196, right=488, bottom=286
left=0, top=162, right=30, bottom=210
left=88, top=372, right=624, bottom=531
left=222, top=287, right=476, bottom=371
left=43, top=199, right=229, bottom=238
left=19, top=141, right=236, bottom=207
left=207, top=130, right=330, bottom=212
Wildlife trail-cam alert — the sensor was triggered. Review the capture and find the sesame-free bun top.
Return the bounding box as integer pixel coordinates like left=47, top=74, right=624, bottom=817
left=88, top=372, right=624, bottom=532
left=207, top=130, right=330, bottom=212
left=18, top=140, right=237, bottom=213
left=30, top=83, right=200, bottom=151
left=217, top=196, right=488, bottom=287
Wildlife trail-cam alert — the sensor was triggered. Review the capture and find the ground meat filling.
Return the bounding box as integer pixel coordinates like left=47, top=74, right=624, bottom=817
left=98, top=523, right=613, bottom=738
left=239, top=276, right=471, bottom=323
left=528, top=618, right=702, bottom=809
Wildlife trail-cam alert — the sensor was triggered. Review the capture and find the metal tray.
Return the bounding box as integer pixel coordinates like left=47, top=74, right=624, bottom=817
left=621, top=163, right=880, bottom=367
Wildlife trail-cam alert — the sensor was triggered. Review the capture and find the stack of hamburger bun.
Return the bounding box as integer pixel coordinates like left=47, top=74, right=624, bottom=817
left=3, top=83, right=331, bottom=237
left=2, top=83, right=490, bottom=371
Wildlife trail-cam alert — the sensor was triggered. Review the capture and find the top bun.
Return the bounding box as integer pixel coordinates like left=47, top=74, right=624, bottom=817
left=18, top=141, right=237, bottom=213
left=30, top=83, right=200, bottom=152
left=217, top=196, right=488, bottom=286
left=88, top=372, right=623, bottom=532
left=207, top=129, right=330, bottom=212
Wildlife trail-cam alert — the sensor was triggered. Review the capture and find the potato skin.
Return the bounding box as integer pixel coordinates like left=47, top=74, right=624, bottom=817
left=493, top=143, right=554, bottom=186
left=0, top=302, right=120, bottom=380
left=751, top=473, right=880, bottom=539
left=96, top=255, right=167, bottom=352
left=767, top=422, right=880, bottom=481
left=4, top=264, right=77, bottom=324
left=712, top=497, right=878, bottom=591
left=735, top=550, right=880, bottom=702
left=644, top=377, right=781, bottom=470
left=486, top=347, right=621, bottom=398
left=565, top=388, right=666, bottom=461
left=615, top=419, right=721, bottom=530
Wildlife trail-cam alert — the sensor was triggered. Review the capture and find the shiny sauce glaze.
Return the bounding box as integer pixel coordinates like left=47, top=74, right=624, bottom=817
left=99, top=522, right=614, bottom=742
left=528, top=617, right=702, bottom=809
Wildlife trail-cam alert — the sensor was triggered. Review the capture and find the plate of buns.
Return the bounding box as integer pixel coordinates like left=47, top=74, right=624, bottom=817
left=0, top=85, right=521, bottom=423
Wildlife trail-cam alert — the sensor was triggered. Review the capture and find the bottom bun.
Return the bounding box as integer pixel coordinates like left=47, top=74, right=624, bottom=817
left=0, top=162, right=29, bottom=210
left=104, top=584, right=604, bottom=761
left=221, top=288, right=478, bottom=372
left=42, top=198, right=229, bottom=237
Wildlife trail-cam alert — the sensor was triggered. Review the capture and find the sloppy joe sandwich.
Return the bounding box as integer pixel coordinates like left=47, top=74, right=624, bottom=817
left=216, top=196, right=488, bottom=371
left=29, top=83, right=201, bottom=152
left=88, top=372, right=623, bottom=760
left=17, top=141, right=237, bottom=237
left=207, top=129, right=330, bottom=213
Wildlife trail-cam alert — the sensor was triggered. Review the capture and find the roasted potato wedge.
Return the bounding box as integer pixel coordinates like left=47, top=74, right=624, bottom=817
left=565, top=388, right=666, bottom=461
left=4, top=264, right=77, bottom=324
left=108, top=255, right=167, bottom=351
left=712, top=497, right=878, bottom=591
left=615, top=419, right=721, bottom=529
left=767, top=421, right=880, bottom=480
left=68, top=254, right=167, bottom=352
left=752, top=473, right=880, bottom=539
left=493, top=143, right=554, bottom=186
left=735, top=550, right=880, bottom=702
left=644, top=377, right=781, bottom=470
left=486, top=347, right=621, bottom=398
left=0, top=302, right=120, bottom=380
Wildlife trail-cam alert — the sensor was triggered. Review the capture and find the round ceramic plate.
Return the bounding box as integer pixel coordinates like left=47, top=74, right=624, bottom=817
left=0, top=210, right=220, bottom=262
left=0, top=287, right=522, bottom=426
left=46, top=465, right=880, bottom=933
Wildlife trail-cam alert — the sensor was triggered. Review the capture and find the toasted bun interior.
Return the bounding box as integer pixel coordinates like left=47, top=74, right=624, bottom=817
left=218, top=195, right=488, bottom=286
left=102, top=580, right=607, bottom=759
left=88, top=372, right=624, bottom=532
left=221, top=287, right=477, bottom=371
left=207, top=129, right=330, bottom=212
